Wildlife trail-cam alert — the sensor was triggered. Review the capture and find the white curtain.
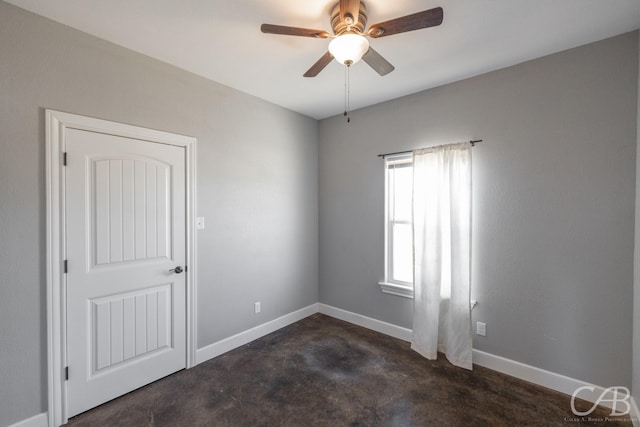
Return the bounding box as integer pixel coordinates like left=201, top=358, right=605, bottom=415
left=411, top=142, right=473, bottom=370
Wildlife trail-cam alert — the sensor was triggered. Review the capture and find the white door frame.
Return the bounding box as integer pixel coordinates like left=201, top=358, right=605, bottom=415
left=45, top=109, right=198, bottom=427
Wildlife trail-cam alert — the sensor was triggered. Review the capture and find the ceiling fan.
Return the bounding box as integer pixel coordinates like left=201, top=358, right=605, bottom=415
left=261, top=1, right=444, bottom=77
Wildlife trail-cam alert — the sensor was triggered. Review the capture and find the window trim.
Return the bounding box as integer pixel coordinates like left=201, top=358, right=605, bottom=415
left=380, top=153, right=414, bottom=298
left=378, top=281, right=414, bottom=298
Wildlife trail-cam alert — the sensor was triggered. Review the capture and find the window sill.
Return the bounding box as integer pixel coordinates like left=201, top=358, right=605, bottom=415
left=378, top=282, right=479, bottom=310
left=378, top=282, right=414, bottom=299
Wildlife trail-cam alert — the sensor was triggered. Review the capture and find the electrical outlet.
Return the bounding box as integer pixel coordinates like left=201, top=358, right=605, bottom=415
left=254, top=302, right=261, bottom=314
left=196, top=217, right=205, bottom=230
left=476, top=321, right=486, bottom=337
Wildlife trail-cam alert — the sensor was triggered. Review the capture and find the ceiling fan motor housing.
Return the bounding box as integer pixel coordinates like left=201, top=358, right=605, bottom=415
left=330, top=2, right=367, bottom=35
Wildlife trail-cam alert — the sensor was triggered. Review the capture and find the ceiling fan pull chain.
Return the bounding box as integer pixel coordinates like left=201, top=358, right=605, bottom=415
left=343, top=65, right=347, bottom=120
left=347, top=64, right=351, bottom=123
left=343, top=64, right=351, bottom=123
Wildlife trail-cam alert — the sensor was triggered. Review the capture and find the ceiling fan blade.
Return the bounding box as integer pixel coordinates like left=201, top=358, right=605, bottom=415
left=261, top=24, right=330, bottom=39
left=340, top=0, right=361, bottom=26
left=303, top=51, right=334, bottom=77
left=362, top=47, right=395, bottom=76
left=368, top=7, right=443, bottom=38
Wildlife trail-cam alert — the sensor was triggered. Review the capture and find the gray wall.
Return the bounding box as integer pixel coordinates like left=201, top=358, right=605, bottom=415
left=319, top=32, right=638, bottom=388
left=0, top=2, right=318, bottom=426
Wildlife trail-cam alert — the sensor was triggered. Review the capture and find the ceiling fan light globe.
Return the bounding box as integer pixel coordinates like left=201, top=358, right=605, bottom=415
left=329, top=34, right=369, bottom=65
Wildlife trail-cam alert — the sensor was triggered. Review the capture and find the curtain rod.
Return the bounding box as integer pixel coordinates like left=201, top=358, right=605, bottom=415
left=377, top=139, right=482, bottom=158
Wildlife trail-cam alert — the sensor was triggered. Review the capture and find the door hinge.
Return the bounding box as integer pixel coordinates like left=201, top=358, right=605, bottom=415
left=63, top=152, right=67, bottom=166
left=64, top=366, right=69, bottom=381
left=63, top=260, right=68, bottom=274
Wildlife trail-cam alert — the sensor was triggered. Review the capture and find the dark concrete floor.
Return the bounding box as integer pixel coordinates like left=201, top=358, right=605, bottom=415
left=66, top=313, right=631, bottom=426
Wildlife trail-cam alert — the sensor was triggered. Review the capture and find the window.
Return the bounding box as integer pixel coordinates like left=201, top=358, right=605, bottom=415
left=380, top=154, right=414, bottom=298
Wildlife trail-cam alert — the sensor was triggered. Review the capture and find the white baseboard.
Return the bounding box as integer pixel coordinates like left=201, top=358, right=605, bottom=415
left=8, top=413, right=48, bottom=427
left=472, top=349, right=620, bottom=409
left=317, top=303, right=413, bottom=342
left=195, top=303, right=319, bottom=365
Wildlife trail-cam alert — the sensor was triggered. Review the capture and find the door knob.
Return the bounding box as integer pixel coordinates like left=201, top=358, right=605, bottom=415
left=170, top=266, right=184, bottom=274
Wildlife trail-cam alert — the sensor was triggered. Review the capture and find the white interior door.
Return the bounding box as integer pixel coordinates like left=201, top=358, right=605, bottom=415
left=64, top=128, right=186, bottom=417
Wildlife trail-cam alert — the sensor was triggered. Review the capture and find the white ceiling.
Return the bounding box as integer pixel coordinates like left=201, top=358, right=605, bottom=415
left=6, top=0, right=640, bottom=119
